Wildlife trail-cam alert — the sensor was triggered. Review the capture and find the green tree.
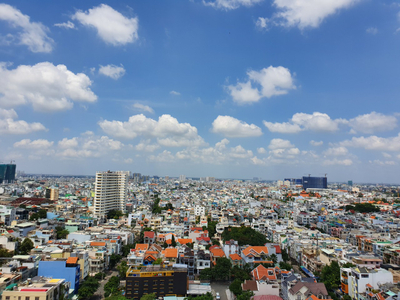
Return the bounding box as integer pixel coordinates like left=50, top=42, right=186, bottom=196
left=109, top=254, right=122, bottom=269
left=55, top=226, right=69, bottom=239
left=231, top=265, right=251, bottom=281
left=229, top=278, right=243, bottom=296
left=107, top=210, right=124, bottom=219
left=140, top=293, right=156, bottom=300
left=122, top=244, right=136, bottom=256
left=0, top=248, right=13, bottom=266
left=78, top=276, right=100, bottom=300
left=279, top=261, right=292, bottom=271
left=171, top=235, right=177, bottom=247
left=237, top=291, right=254, bottom=300
left=221, top=226, right=267, bottom=246
left=153, top=257, right=163, bottom=265
left=117, top=261, right=129, bottom=279
left=320, top=261, right=340, bottom=291
left=19, top=238, right=34, bottom=255
left=104, top=276, right=120, bottom=298
left=105, top=295, right=127, bottom=300
left=213, top=257, right=232, bottom=280
left=282, top=248, right=290, bottom=262
left=269, top=254, right=278, bottom=265
left=186, top=292, right=213, bottom=300
left=342, top=262, right=356, bottom=268
left=199, top=268, right=214, bottom=280
left=38, top=209, right=47, bottom=219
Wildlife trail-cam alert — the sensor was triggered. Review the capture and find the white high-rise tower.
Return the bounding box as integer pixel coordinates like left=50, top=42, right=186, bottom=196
left=94, top=171, right=130, bottom=218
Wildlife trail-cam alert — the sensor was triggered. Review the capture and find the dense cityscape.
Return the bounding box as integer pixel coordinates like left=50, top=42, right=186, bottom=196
left=1, top=165, right=400, bottom=300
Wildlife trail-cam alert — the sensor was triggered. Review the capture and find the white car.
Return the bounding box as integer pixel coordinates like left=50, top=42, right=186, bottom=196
left=216, top=292, right=220, bottom=300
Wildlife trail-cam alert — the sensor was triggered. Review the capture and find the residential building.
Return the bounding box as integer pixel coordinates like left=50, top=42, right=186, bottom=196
left=94, top=171, right=130, bottom=218
left=125, top=265, right=188, bottom=299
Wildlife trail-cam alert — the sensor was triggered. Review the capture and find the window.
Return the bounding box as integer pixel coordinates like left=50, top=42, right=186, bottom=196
left=25, top=297, right=30, bottom=300
left=5, top=297, right=10, bottom=300
left=35, top=298, right=40, bottom=300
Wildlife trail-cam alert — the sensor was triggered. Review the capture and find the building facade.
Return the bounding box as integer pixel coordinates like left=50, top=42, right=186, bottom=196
left=0, top=164, right=16, bottom=184
left=125, top=265, right=188, bottom=299
left=94, top=171, right=130, bottom=217
left=302, top=176, right=327, bottom=190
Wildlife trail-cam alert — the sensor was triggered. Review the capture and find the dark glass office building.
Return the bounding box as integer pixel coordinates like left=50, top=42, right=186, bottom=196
left=302, top=176, right=327, bottom=189
left=0, top=164, right=16, bottom=184
left=303, top=177, right=328, bottom=190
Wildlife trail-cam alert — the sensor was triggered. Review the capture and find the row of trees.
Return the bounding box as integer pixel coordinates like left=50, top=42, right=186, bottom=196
left=29, top=209, right=47, bottom=221
left=78, top=275, right=102, bottom=299
left=152, top=196, right=174, bottom=214
left=221, top=226, right=268, bottom=246
left=345, top=203, right=380, bottom=213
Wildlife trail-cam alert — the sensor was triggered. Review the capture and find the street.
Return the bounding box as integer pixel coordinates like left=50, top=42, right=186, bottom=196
left=211, top=282, right=232, bottom=300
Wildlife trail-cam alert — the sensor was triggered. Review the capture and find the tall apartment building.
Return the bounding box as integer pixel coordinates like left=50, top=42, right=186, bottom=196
left=94, top=171, right=130, bottom=217
left=0, top=163, right=16, bottom=184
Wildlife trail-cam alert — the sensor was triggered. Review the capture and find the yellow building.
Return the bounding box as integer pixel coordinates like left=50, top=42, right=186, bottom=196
left=2, top=277, right=70, bottom=300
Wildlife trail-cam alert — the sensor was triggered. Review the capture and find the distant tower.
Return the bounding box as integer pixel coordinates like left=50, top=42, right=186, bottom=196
left=94, top=171, right=130, bottom=218
left=0, top=163, right=16, bottom=184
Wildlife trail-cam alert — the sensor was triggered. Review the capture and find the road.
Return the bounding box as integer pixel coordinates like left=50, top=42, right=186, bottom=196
left=90, top=270, right=119, bottom=300
left=211, top=282, right=232, bottom=300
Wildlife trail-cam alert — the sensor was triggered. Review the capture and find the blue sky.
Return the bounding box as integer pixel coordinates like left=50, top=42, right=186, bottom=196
left=0, top=0, right=400, bottom=183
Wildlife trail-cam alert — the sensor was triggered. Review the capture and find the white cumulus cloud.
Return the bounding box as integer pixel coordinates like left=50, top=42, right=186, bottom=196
left=0, top=3, right=53, bottom=52
left=348, top=112, right=397, bottom=134
left=268, top=138, right=295, bottom=150
left=263, top=120, right=302, bottom=133
left=170, top=91, right=181, bottom=96
left=0, top=118, right=46, bottom=135
left=265, top=112, right=344, bottom=133
left=323, top=146, right=348, bottom=156
left=99, top=64, right=126, bottom=80
left=132, top=103, right=154, bottom=114
left=0, top=108, right=46, bottom=135
left=0, top=62, right=97, bottom=112
left=58, top=137, right=78, bottom=149
left=323, top=158, right=353, bottom=166
left=340, top=134, right=400, bottom=152
left=203, top=0, right=263, bottom=10
left=366, top=27, right=378, bottom=35
left=270, top=0, right=360, bottom=30
left=73, top=4, right=139, bottom=46
left=228, top=66, right=295, bottom=104
left=211, top=115, right=263, bottom=138
left=14, top=139, right=53, bottom=149
left=310, top=140, right=323, bottom=146
left=54, top=21, right=75, bottom=29
left=99, top=114, right=205, bottom=147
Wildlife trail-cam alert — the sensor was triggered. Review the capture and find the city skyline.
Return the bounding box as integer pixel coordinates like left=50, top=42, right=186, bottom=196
left=0, top=1, right=400, bottom=183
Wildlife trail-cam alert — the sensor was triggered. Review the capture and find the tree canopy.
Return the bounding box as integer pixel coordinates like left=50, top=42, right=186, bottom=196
left=78, top=276, right=100, bottom=300
left=140, top=293, right=156, bottom=300
left=107, top=209, right=124, bottom=219
left=222, top=226, right=267, bottom=246
left=199, top=257, right=232, bottom=281
left=55, top=226, right=69, bottom=239
left=345, top=203, right=380, bottom=213
left=19, top=238, right=34, bottom=255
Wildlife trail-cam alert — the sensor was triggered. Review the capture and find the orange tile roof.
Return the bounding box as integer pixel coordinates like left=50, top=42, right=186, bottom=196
left=90, top=242, right=106, bottom=247
left=135, top=244, right=149, bottom=251
left=66, top=257, right=79, bottom=264
left=163, top=248, right=178, bottom=258
left=251, top=265, right=277, bottom=281
left=210, top=248, right=225, bottom=258
left=178, top=238, right=192, bottom=245
left=229, top=253, right=242, bottom=261
left=242, top=246, right=269, bottom=257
